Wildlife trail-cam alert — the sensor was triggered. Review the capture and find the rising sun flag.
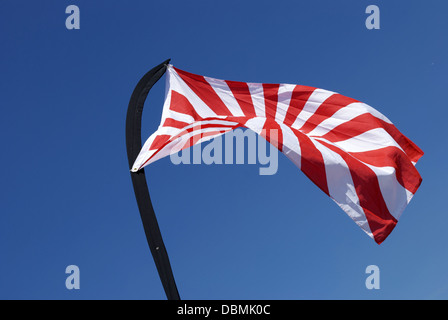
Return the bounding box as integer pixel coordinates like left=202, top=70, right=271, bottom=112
left=126, top=60, right=423, bottom=299
left=132, top=63, right=423, bottom=244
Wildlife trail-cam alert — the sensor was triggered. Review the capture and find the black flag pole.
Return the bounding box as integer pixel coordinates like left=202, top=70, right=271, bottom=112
left=126, top=59, right=180, bottom=300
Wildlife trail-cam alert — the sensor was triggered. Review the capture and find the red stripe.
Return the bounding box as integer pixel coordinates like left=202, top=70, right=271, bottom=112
left=261, top=119, right=284, bottom=152
left=320, top=113, right=382, bottom=142
left=380, top=119, right=424, bottom=164
left=348, top=147, right=422, bottom=194
left=262, top=83, right=280, bottom=119
left=173, top=67, right=232, bottom=116
left=181, top=129, right=229, bottom=149
left=300, top=93, right=359, bottom=134
left=283, top=85, right=316, bottom=127
left=225, top=80, right=257, bottom=117
left=317, top=140, right=398, bottom=244
left=149, top=134, right=171, bottom=151
left=162, top=118, right=190, bottom=129
left=170, top=91, right=201, bottom=121
left=292, top=130, right=329, bottom=196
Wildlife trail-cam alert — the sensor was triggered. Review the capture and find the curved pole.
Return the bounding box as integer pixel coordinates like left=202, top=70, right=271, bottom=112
left=126, top=59, right=180, bottom=300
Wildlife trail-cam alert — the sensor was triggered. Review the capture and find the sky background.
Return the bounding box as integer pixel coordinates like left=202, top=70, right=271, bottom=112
left=1, top=0, right=447, bottom=300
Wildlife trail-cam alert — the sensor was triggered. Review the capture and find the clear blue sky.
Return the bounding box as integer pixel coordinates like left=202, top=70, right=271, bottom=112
left=1, top=0, right=447, bottom=299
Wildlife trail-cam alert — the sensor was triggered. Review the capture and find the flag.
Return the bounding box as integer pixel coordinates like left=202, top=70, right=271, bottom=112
left=132, top=64, right=423, bottom=244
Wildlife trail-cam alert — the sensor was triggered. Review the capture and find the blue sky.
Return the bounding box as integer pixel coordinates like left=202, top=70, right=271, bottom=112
left=1, top=0, right=447, bottom=299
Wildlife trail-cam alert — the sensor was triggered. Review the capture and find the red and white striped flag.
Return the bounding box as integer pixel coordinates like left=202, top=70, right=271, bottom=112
left=132, top=65, right=423, bottom=244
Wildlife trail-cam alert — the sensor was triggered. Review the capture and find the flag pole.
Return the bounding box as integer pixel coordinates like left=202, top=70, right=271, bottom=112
left=126, top=59, right=180, bottom=300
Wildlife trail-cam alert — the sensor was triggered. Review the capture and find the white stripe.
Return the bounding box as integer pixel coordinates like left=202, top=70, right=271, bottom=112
left=196, top=129, right=233, bottom=145
left=279, top=123, right=302, bottom=170
left=165, top=110, right=195, bottom=124
left=179, top=119, right=239, bottom=132
left=159, top=77, right=173, bottom=126
left=362, top=102, right=392, bottom=124
left=204, top=76, right=245, bottom=117
left=153, top=126, right=181, bottom=136
left=276, top=84, right=295, bottom=124
left=131, top=132, right=159, bottom=171
left=243, top=117, right=267, bottom=135
left=157, top=117, right=237, bottom=137
left=173, top=126, right=230, bottom=150
left=247, top=83, right=266, bottom=117
left=328, top=128, right=404, bottom=153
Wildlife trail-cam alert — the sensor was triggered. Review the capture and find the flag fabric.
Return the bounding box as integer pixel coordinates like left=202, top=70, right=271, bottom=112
left=132, top=64, right=423, bottom=244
